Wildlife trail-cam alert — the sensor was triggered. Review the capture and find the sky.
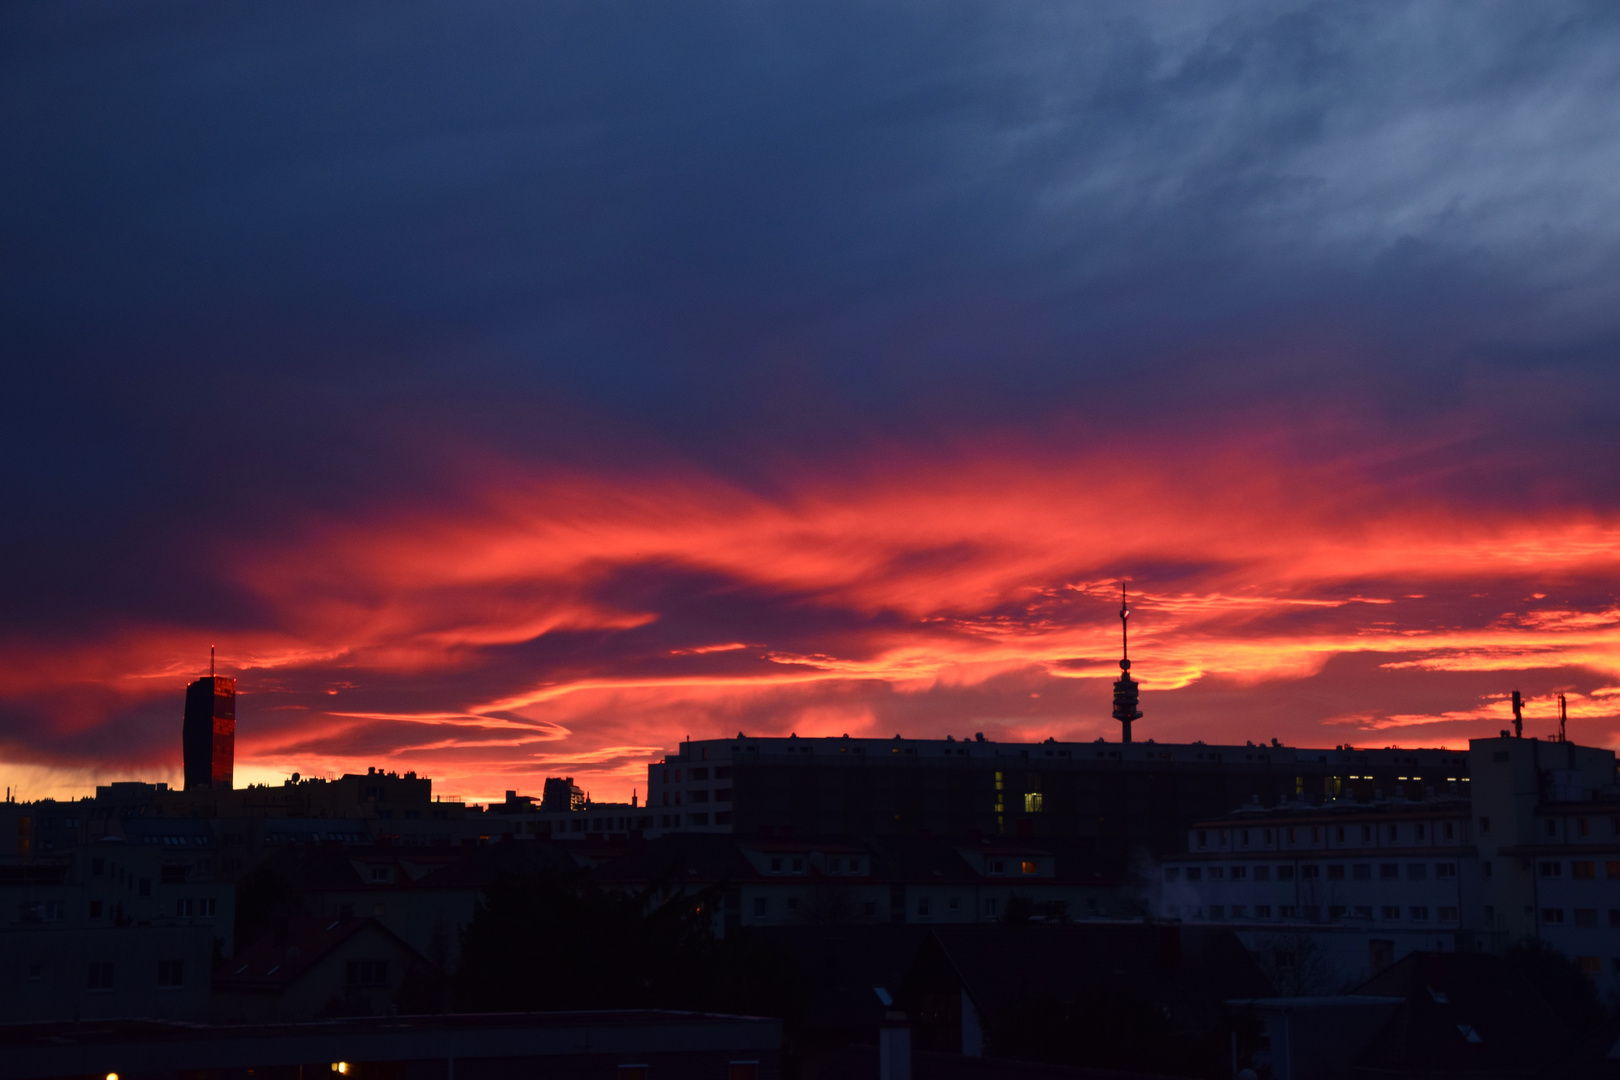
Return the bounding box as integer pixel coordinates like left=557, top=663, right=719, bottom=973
left=4, top=1, right=1620, bottom=804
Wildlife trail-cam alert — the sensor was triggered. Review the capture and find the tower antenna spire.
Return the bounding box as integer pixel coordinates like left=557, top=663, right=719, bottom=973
left=1111, top=580, right=1143, bottom=743
left=210, top=644, right=215, bottom=679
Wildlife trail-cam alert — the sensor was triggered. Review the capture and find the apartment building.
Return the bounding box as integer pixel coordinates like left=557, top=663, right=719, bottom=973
left=0, top=837, right=234, bottom=1023
left=1161, top=735, right=1620, bottom=995
left=646, top=734, right=1469, bottom=860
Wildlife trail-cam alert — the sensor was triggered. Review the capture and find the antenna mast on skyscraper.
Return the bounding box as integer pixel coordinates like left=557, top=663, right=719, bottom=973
left=210, top=644, right=215, bottom=678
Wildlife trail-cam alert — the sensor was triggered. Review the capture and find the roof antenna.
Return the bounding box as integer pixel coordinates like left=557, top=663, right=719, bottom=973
left=1511, top=690, right=1523, bottom=739
left=210, top=644, right=215, bottom=679
left=1559, top=694, right=1568, bottom=743
left=1112, top=581, right=1142, bottom=743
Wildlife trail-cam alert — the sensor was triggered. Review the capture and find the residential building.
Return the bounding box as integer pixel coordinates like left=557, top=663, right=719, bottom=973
left=0, top=838, right=233, bottom=1023
left=646, top=734, right=1470, bottom=861
left=1161, top=735, right=1620, bottom=996
left=212, top=916, right=427, bottom=1022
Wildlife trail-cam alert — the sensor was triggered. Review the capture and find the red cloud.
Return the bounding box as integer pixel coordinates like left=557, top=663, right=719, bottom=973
left=4, top=433, right=1618, bottom=802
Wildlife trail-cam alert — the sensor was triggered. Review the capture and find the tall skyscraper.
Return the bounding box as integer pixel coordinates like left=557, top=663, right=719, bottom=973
left=183, top=675, right=235, bottom=790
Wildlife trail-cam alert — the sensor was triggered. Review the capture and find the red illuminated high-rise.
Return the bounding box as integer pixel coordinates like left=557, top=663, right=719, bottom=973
left=183, top=673, right=235, bottom=790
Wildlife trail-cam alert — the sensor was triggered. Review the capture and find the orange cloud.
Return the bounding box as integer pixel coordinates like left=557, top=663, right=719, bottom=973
left=4, top=435, right=1619, bottom=803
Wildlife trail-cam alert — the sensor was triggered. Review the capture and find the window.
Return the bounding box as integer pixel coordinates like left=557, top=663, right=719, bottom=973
left=1610, top=910, right=1620, bottom=929
left=91, top=858, right=105, bottom=875
left=753, top=897, right=769, bottom=917
left=1335, top=826, right=1345, bottom=842
left=1254, top=866, right=1270, bottom=882
left=1444, top=822, right=1455, bottom=840
left=1302, top=906, right=1321, bottom=922
left=1255, top=905, right=1272, bottom=918
left=1480, top=817, right=1491, bottom=834
left=1024, top=793, right=1043, bottom=813
left=1576, top=909, right=1599, bottom=927
left=1209, top=867, right=1225, bottom=881
left=1361, top=825, right=1372, bottom=842
left=1409, top=906, right=1429, bottom=921
left=715, top=788, right=732, bottom=803
left=1416, top=824, right=1426, bottom=840
left=1197, top=831, right=1208, bottom=848
left=200, top=897, right=217, bottom=917
left=949, top=896, right=960, bottom=911
left=864, top=901, right=877, bottom=918
left=160, top=865, right=188, bottom=884
left=770, top=858, right=782, bottom=872
left=369, top=867, right=390, bottom=882
left=1186, top=867, right=1201, bottom=881
left=1300, top=865, right=1320, bottom=879
left=138, top=878, right=151, bottom=897
left=1329, top=905, right=1346, bottom=920
left=1436, top=863, right=1457, bottom=879
left=688, top=813, right=709, bottom=826
left=1543, top=908, right=1566, bottom=925
left=1547, top=820, right=1558, bottom=838
left=90, top=900, right=103, bottom=918
left=1279, top=905, right=1296, bottom=918
left=1408, top=864, right=1427, bottom=881
left=1579, top=956, right=1602, bottom=975
left=1608, top=862, right=1620, bottom=880
left=1276, top=865, right=1295, bottom=881
left=176, top=898, right=193, bottom=917
left=917, top=897, right=931, bottom=917
left=1355, top=905, right=1373, bottom=919
left=1164, top=868, right=1181, bottom=882
left=1574, top=861, right=1597, bottom=880
left=346, top=960, right=389, bottom=986
left=1439, top=907, right=1459, bottom=922
left=1382, top=906, right=1401, bottom=920
left=87, top=962, right=114, bottom=991
left=1483, top=861, right=1493, bottom=878
left=1230, top=905, right=1246, bottom=918
left=984, top=898, right=999, bottom=917
left=1327, top=865, right=1345, bottom=880
left=1352, top=863, right=1371, bottom=880
left=1541, top=862, right=1563, bottom=878
left=791, top=858, right=804, bottom=872
left=1485, top=905, right=1495, bottom=923
left=1231, top=866, right=1247, bottom=880
left=1380, top=864, right=1399, bottom=880
left=1208, top=905, right=1225, bottom=919
left=157, top=960, right=184, bottom=988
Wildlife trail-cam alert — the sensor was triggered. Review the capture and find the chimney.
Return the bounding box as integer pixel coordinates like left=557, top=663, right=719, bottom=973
left=1512, top=691, right=1523, bottom=739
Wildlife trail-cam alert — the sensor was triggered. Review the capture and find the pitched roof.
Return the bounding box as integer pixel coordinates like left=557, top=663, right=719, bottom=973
left=1350, top=951, right=1572, bottom=1077
left=215, top=916, right=421, bottom=991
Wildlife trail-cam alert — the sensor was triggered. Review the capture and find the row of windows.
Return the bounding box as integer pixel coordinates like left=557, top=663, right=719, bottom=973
left=1197, top=821, right=1460, bottom=848
left=750, top=894, right=1000, bottom=919
left=661, top=789, right=733, bottom=806
left=1168, top=862, right=1457, bottom=883
left=657, top=812, right=733, bottom=828
left=1539, top=861, right=1620, bottom=879
left=1541, top=908, right=1620, bottom=927
left=660, top=767, right=734, bottom=783
left=66, top=960, right=187, bottom=990
left=1176, top=904, right=1461, bottom=923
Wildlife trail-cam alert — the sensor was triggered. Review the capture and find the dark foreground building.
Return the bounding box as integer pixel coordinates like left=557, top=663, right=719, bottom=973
left=0, top=1011, right=782, bottom=1080
left=648, top=735, right=1471, bottom=862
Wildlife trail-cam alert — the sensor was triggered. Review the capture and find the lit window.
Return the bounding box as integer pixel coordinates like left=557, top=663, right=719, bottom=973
left=1024, top=793, right=1043, bottom=813
left=1020, top=860, right=1037, bottom=875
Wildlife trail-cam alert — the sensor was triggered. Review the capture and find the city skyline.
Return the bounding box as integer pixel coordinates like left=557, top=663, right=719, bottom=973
left=4, top=3, right=1620, bottom=803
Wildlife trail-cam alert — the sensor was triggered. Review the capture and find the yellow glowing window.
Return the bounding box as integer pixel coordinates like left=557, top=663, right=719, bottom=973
left=1024, top=793, right=1043, bottom=813
left=1021, top=860, right=1038, bottom=875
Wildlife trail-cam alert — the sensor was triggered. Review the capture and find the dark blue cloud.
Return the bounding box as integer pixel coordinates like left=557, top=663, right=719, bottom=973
left=3, top=0, right=1620, bottom=631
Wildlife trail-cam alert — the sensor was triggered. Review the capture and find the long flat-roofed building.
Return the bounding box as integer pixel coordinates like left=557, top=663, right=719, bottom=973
left=646, top=734, right=1470, bottom=861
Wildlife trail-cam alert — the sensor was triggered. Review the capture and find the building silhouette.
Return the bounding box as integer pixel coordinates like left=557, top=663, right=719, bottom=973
left=182, top=676, right=235, bottom=791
